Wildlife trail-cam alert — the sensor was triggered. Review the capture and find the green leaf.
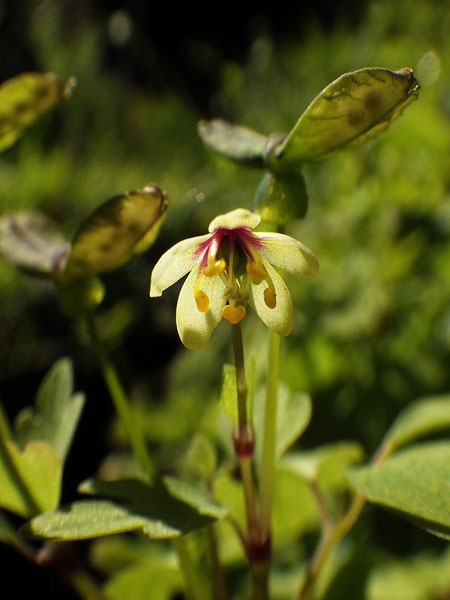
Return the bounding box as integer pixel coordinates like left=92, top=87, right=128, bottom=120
left=366, top=547, right=450, bottom=600
left=0, top=211, right=68, bottom=276
left=61, top=183, right=168, bottom=282
left=198, top=119, right=267, bottom=166
left=380, top=394, right=450, bottom=458
left=27, top=477, right=226, bottom=540
left=272, top=67, right=420, bottom=166
left=252, top=170, right=309, bottom=226
left=186, top=432, right=217, bottom=480
left=281, top=441, right=365, bottom=490
left=162, top=476, right=228, bottom=519
left=104, top=559, right=182, bottom=600
left=276, top=390, right=312, bottom=459
left=219, top=364, right=238, bottom=424
left=0, top=440, right=61, bottom=517
left=15, top=358, right=85, bottom=462
left=0, top=72, right=73, bottom=152
left=272, top=468, right=319, bottom=543
left=253, top=383, right=312, bottom=469
left=348, top=441, right=450, bottom=539
left=219, top=356, right=256, bottom=426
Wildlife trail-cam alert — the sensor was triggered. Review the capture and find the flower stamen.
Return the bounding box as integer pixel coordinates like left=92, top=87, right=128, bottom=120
left=203, top=258, right=225, bottom=277
left=194, top=271, right=210, bottom=312
left=203, top=235, right=226, bottom=278
left=264, top=285, right=276, bottom=309
left=245, top=248, right=277, bottom=309
left=246, top=260, right=266, bottom=284
left=223, top=304, right=246, bottom=324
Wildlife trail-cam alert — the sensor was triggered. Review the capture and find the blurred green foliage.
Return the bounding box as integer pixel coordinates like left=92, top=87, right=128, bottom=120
left=0, top=0, right=449, bottom=598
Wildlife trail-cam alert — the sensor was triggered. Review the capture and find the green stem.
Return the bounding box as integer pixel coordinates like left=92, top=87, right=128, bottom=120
left=251, top=564, right=270, bottom=600
left=232, top=323, right=248, bottom=433
left=259, top=330, right=280, bottom=534
left=85, top=314, right=153, bottom=476
left=231, top=323, right=259, bottom=536
left=207, top=525, right=228, bottom=600
left=240, top=455, right=259, bottom=537
left=297, top=493, right=365, bottom=600
left=172, top=537, right=209, bottom=600
left=296, top=438, right=388, bottom=600
left=231, top=323, right=270, bottom=600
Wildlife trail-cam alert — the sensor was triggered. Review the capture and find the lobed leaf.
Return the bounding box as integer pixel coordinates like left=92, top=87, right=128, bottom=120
left=253, top=383, right=312, bottom=471
left=15, top=358, right=85, bottom=462
left=275, top=390, right=312, bottom=459
left=186, top=432, right=217, bottom=480
left=348, top=441, right=450, bottom=539
left=219, top=356, right=256, bottom=426
left=273, top=67, right=420, bottom=166
left=0, top=72, right=73, bottom=152
left=61, top=183, right=168, bottom=282
left=280, top=441, right=365, bottom=490
left=0, top=440, right=61, bottom=517
left=219, top=364, right=238, bottom=424
left=27, top=476, right=226, bottom=540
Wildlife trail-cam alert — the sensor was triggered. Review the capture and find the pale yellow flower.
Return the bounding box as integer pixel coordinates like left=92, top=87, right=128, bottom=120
left=150, top=209, right=318, bottom=349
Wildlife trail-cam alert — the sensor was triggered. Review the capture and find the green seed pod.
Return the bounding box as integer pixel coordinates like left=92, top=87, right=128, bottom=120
left=57, top=276, right=105, bottom=319
left=253, top=170, right=308, bottom=226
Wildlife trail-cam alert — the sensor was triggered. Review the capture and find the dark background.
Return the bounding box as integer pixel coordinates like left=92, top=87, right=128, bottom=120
left=1, top=1, right=448, bottom=598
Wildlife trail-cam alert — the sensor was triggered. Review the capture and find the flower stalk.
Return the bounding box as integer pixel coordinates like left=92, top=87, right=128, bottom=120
left=259, top=329, right=281, bottom=534
left=231, top=322, right=271, bottom=600
left=231, top=323, right=259, bottom=537
left=85, top=314, right=154, bottom=476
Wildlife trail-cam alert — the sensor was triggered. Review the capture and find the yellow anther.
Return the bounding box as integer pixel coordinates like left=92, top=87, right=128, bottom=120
left=203, top=258, right=226, bottom=277
left=246, top=261, right=267, bottom=284
left=264, top=287, right=276, bottom=309
left=222, top=304, right=246, bottom=324
left=195, top=289, right=210, bottom=312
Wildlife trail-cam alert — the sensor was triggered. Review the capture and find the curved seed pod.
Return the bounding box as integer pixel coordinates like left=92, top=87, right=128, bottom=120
left=60, top=183, right=168, bottom=282
left=0, top=72, right=75, bottom=152
left=269, top=67, right=420, bottom=167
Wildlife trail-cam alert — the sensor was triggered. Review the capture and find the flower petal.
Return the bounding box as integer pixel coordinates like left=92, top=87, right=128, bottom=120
left=253, top=232, right=319, bottom=279
left=176, top=265, right=226, bottom=349
left=149, top=234, right=210, bottom=297
left=208, top=208, right=260, bottom=232
left=248, top=261, right=294, bottom=336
